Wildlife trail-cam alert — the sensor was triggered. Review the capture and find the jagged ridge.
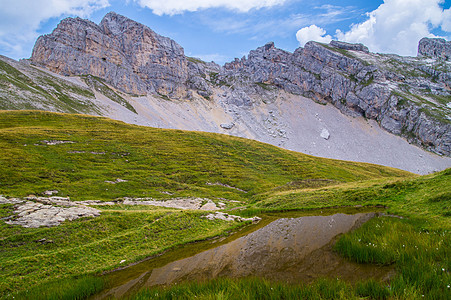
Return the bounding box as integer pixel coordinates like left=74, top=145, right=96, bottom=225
left=27, top=12, right=451, bottom=157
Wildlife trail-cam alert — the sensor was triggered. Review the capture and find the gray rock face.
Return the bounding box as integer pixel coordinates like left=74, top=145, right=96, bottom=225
left=31, top=12, right=192, bottom=98
left=418, top=38, right=451, bottom=60
left=221, top=40, right=451, bottom=156
left=0, top=196, right=100, bottom=228
left=30, top=12, right=451, bottom=157
left=330, top=40, right=369, bottom=53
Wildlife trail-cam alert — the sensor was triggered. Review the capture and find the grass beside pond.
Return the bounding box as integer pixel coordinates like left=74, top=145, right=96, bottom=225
left=131, top=277, right=389, bottom=300
left=13, top=275, right=105, bottom=300
left=0, top=207, right=244, bottom=298
left=335, top=217, right=450, bottom=299
left=0, top=110, right=448, bottom=299
left=249, top=169, right=450, bottom=228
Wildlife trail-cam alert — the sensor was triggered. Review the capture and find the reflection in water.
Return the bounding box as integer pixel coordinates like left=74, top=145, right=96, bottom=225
left=96, top=213, right=393, bottom=299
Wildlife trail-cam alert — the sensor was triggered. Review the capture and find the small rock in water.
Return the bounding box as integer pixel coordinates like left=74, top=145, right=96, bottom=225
left=320, top=128, right=330, bottom=140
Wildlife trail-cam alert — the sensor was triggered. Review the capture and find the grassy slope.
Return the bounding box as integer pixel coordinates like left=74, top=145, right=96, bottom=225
left=0, top=110, right=409, bottom=201
left=1, top=110, right=448, bottom=299
left=0, top=57, right=100, bottom=114
left=135, top=170, right=450, bottom=300
left=249, top=169, right=450, bottom=227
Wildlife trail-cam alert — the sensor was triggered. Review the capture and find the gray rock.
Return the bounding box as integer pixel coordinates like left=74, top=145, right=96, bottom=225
left=220, top=123, right=234, bottom=130
left=330, top=40, right=369, bottom=53
left=31, top=12, right=189, bottom=98
left=2, top=197, right=100, bottom=228
left=204, top=212, right=261, bottom=223
left=418, top=38, right=451, bottom=60
left=220, top=39, right=451, bottom=156
left=320, top=128, right=330, bottom=140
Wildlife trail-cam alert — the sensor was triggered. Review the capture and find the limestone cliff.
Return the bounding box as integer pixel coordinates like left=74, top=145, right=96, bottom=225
left=31, top=12, right=190, bottom=98
left=30, top=12, right=451, bottom=156
left=220, top=40, right=451, bottom=156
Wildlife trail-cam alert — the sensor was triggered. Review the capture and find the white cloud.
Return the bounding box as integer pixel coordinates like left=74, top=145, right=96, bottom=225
left=0, top=0, right=109, bottom=58
left=334, top=0, right=451, bottom=56
left=296, top=25, right=332, bottom=46
left=135, top=0, right=287, bottom=16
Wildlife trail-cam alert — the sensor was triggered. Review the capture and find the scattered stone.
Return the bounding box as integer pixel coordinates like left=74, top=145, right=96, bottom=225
left=40, top=140, right=75, bottom=145
left=204, top=212, right=261, bottom=223
left=200, top=200, right=220, bottom=210
left=320, top=128, right=330, bottom=140
left=121, top=197, right=221, bottom=210
left=43, top=190, right=58, bottom=196
left=220, top=123, right=234, bottom=130
left=120, top=260, right=126, bottom=264
left=206, top=182, right=247, bottom=193
left=105, top=178, right=128, bottom=184
left=35, top=238, right=54, bottom=244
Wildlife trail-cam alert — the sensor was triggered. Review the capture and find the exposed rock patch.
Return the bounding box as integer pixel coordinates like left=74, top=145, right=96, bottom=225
left=121, top=197, right=224, bottom=210
left=0, top=196, right=100, bottom=228
left=105, top=178, right=128, bottom=184
left=203, top=212, right=261, bottom=223
left=40, top=140, right=75, bottom=145
left=205, top=182, right=248, bottom=193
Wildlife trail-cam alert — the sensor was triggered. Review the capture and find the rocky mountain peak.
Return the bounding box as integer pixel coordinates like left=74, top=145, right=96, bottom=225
left=418, top=37, right=451, bottom=60
left=31, top=12, right=189, bottom=98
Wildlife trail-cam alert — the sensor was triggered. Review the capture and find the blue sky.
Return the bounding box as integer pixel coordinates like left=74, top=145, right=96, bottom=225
left=0, top=0, right=450, bottom=64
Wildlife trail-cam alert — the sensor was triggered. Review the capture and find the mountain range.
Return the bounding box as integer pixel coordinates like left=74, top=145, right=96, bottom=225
left=1, top=11, right=451, bottom=174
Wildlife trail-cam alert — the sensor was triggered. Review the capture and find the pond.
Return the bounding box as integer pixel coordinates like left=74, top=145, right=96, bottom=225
left=93, top=210, right=393, bottom=299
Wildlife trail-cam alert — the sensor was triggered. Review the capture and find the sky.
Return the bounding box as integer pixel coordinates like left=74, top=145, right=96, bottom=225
left=0, top=0, right=450, bottom=65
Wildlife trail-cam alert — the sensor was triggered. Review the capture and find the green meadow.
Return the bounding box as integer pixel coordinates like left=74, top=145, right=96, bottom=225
left=0, top=110, right=449, bottom=299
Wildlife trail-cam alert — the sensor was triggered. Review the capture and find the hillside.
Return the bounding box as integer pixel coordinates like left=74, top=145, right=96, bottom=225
left=1, top=12, right=451, bottom=174
left=0, top=111, right=449, bottom=299
left=0, top=110, right=409, bottom=201
left=1, top=52, right=450, bottom=174
left=0, top=10, right=449, bottom=300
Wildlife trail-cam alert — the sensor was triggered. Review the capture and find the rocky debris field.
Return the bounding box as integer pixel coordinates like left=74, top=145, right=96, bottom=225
left=0, top=195, right=233, bottom=228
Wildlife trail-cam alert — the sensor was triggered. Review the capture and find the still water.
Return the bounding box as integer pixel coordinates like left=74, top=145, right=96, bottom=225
left=94, top=211, right=393, bottom=299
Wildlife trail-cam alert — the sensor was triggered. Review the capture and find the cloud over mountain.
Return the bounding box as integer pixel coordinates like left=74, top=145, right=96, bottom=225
left=297, top=0, right=451, bottom=56
left=134, top=0, right=287, bottom=15
left=0, top=0, right=109, bottom=58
